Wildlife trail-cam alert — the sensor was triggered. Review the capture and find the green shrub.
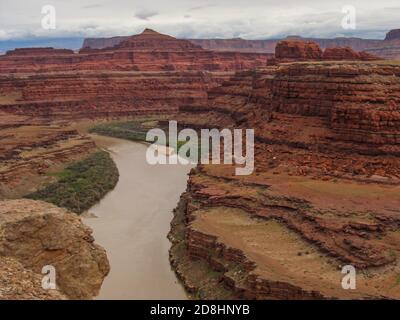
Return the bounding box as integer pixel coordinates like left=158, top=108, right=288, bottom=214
left=25, top=151, right=119, bottom=214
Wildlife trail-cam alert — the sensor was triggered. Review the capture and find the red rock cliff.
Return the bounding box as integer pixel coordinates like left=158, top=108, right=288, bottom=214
left=82, top=29, right=400, bottom=60
left=271, top=40, right=381, bottom=64
left=385, top=29, right=400, bottom=41
left=0, top=29, right=271, bottom=73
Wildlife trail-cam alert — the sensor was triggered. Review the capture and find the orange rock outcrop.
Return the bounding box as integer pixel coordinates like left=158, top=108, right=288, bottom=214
left=275, top=40, right=323, bottom=60
left=271, top=40, right=381, bottom=64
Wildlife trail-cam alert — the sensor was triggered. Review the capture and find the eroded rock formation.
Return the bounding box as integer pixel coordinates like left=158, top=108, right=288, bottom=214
left=275, top=40, right=323, bottom=60
left=1, top=27, right=400, bottom=300
left=0, top=71, right=228, bottom=120
left=83, top=28, right=400, bottom=60
left=271, top=40, right=381, bottom=64
left=385, top=29, right=400, bottom=41
left=0, top=30, right=267, bottom=126
left=0, top=199, right=109, bottom=299
left=171, top=60, right=400, bottom=299
left=0, top=116, right=96, bottom=198
left=322, top=47, right=379, bottom=61
left=0, top=29, right=271, bottom=73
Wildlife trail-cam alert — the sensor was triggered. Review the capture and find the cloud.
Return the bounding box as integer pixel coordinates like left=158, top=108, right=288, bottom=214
left=134, top=9, right=158, bottom=20
left=188, top=4, right=215, bottom=11
left=82, top=4, right=102, bottom=9
left=0, top=0, right=399, bottom=41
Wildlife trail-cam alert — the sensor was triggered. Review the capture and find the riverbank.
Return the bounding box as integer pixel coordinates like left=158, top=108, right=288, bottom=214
left=25, top=151, right=119, bottom=214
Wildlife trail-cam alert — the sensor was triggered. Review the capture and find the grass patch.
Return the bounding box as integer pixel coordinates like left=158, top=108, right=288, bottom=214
left=89, top=121, right=149, bottom=143
left=25, top=151, right=119, bottom=214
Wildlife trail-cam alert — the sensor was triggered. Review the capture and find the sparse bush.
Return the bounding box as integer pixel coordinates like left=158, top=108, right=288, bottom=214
left=25, top=151, right=119, bottom=214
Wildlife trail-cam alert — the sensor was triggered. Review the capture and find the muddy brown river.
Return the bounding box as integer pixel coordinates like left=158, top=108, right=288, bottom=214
left=84, top=136, right=192, bottom=299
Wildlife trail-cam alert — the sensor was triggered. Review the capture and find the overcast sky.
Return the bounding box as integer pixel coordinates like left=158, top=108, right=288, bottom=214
left=0, top=0, right=399, bottom=41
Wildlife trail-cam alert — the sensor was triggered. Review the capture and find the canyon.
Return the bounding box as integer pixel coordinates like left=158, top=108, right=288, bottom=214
left=0, top=29, right=269, bottom=300
left=83, top=28, right=400, bottom=60
left=0, top=29, right=270, bottom=74
left=0, top=26, right=400, bottom=299
left=169, top=57, right=400, bottom=299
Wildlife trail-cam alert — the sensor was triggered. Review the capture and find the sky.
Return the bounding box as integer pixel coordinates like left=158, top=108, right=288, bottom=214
left=0, top=0, right=399, bottom=42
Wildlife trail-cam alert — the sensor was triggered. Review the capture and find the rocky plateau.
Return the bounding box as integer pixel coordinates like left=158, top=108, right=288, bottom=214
left=83, top=28, right=400, bottom=60
left=170, top=42, right=400, bottom=299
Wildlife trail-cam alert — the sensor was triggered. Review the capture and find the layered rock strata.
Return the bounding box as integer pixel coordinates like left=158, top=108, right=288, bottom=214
left=0, top=115, right=96, bottom=198
left=83, top=29, right=400, bottom=60
left=270, top=40, right=381, bottom=64
left=0, top=71, right=229, bottom=120
left=171, top=60, right=400, bottom=299
left=0, top=29, right=271, bottom=73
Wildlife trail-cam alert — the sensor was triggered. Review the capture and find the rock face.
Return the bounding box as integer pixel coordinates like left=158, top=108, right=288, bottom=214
left=272, top=40, right=381, bottom=63
left=0, top=116, right=97, bottom=198
left=385, top=29, right=400, bottom=41
left=0, top=29, right=271, bottom=73
left=0, top=71, right=229, bottom=123
left=322, top=47, right=379, bottom=60
left=82, top=29, right=400, bottom=60
left=82, top=36, right=128, bottom=50
left=0, top=256, right=66, bottom=300
left=365, top=45, right=400, bottom=60
left=0, top=29, right=248, bottom=196
left=188, top=37, right=383, bottom=53
left=0, top=29, right=270, bottom=129
left=6, top=48, right=74, bottom=56
left=114, top=28, right=201, bottom=51
left=0, top=199, right=110, bottom=299
left=275, top=40, right=323, bottom=60
left=172, top=61, right=400, bottom=299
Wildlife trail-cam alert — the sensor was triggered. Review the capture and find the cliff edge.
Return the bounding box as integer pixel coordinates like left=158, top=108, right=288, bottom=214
left=0, top=199, right=110, bottom=299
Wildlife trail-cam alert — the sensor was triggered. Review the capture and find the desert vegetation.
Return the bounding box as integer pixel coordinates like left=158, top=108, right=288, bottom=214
left=25, top=151, right=119, bottom=214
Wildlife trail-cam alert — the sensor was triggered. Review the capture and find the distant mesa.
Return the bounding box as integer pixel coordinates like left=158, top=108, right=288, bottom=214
left=322, top=46, right=379, bottom=61
left=112, top=28, right=202, bottom=51
left=82, top=28, right=201, bottom=52
left=275, top=40, right=323, bottom=59
left=385, top=29, right=400, bottom=41
left=270, top=39, right=381, bottom=64
left=6, top=47, right=74, bottom=56
left=81, top=28, right=400, bottom=60
left=0, top=28, right=271, bottom=73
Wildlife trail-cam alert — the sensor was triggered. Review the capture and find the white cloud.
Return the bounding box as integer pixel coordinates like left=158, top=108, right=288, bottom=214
left=0, top=0, right=399, bottom=40
left=134, top=9, right=158, bottom=20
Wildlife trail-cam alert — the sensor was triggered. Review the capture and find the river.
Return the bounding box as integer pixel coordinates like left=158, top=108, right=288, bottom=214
left=84, top=135, right=192, bottom=299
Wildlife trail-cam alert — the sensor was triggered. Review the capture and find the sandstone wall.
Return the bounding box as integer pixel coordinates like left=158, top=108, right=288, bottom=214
left=170, top=63, right=400, bottom=297
left=0, top=71, right=230, bottom=120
